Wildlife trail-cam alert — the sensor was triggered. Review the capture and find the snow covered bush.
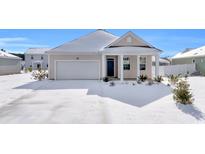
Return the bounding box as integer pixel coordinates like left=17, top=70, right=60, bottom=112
left=154, top=76, right=163, bottom=83
left=138, top=75, right=147, bottom=82
left=173, top=79, right=194, bottom=104
left=32, top=69, right=48, bottom=81
left=168, top=74, right=180, bottom=85
left=103, top=77, right=109, bottom=82
left=109, top=81, right=115, bottom=86
left=147, top=79, right=154, bottom=86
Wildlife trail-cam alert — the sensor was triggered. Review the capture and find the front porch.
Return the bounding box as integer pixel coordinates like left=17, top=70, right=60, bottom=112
left=102, top=54, right=159, bottom=81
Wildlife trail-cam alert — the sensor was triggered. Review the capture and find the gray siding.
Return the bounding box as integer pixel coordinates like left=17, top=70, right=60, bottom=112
left=0, top=58, right=21, bottom=75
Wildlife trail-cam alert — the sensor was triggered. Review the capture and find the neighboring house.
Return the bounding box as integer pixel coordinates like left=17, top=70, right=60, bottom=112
left=172, top=46, right=205, bottom=75
left=152, top=57, right=171, bottom=66
left=25, top=48, right=51, bottom=70
left=0, top=50, right=22, bottom=75
left=46, top=30, right=162, bottom=80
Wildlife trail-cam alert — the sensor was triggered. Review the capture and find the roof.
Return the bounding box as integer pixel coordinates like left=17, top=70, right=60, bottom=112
left=26, top=48, right=51, bottom=54
left=47, top=30, right=162, bottom=54
left=152, top=57, right=171, bottom=64
left=172, top=46, right=205, bottom=59
left=107, top=31, right=154, bottom=48
left=47, top=30, right=118, bottom=53
left=0, top=51, right=21, bottom=60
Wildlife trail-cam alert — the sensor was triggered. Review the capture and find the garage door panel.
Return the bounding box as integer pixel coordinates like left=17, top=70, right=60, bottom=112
left=56, top=61, right=99, bottom=79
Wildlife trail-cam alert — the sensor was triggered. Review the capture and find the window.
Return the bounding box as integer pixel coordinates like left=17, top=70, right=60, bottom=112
left=140, top=56, right=146, bottom=70
left=31, top=55, right=34, bottom=59
left=126, top=37, right=132, bottom=43
left=123, top=57, right=130, bottom=70
left=41, top=56, right=43, bottom=60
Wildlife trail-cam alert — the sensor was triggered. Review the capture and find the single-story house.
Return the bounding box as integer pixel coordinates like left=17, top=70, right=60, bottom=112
left=25, top=48, right=51, bottom=70
left=46, top=30, right=162, bottom=80
left=172, top=46, right=205, bottom=75
left=0, top=50, right=22, bottom=75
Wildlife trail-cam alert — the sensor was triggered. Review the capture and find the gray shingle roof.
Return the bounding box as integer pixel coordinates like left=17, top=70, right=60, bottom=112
left=26, top=48, right=51, bottom=54
left=47, top=30, right=118, bottom=53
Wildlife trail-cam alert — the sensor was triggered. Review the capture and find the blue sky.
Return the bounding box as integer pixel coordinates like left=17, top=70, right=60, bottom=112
left=0, top=29, right=205, bottom=57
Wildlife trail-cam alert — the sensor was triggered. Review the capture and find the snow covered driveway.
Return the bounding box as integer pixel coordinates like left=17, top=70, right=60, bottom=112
left=0, top=73, right=205, bottom=123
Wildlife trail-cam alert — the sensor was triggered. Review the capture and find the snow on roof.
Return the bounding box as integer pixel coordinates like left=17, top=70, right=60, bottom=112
left=152, top=57, right=171, bottom=64
left=47, top=30, right=118, bottom=53
left=172, top=46, right=205, bottom=59
left=0, top=51, right=21, bottom=59
left=26, top=48, right=51, bottom=54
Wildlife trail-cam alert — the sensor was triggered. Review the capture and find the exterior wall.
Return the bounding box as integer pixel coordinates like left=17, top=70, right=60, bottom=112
left=117, top=55, right=153, bottom=79
left=0, top=58, right=21, bottom=75
left=48, top=54, right=101, bottom=80
left=172, top=56, right=205, bottom=75
left=49, top=54, right=154, bottom=80
left=25, top=54, right=48, bottom=70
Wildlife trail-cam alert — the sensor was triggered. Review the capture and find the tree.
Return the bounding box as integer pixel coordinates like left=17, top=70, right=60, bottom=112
left=173, top=79, right=193, bottom=104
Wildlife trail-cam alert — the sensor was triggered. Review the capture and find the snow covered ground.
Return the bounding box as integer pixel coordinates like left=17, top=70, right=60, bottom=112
left=0, top=73, right=205, bottom=123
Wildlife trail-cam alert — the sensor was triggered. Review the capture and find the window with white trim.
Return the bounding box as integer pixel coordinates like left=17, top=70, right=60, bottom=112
left=140, top=56, right=146, bottom=70
left=123, top=57, right=130, bottom=70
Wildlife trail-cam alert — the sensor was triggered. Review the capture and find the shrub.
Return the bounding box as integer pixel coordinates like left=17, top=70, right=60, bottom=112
left=168, top=74, right=180, bottom=85
left=28, top=67, right=32, bottom=72
left=173, top=79, right=194, bottom=104
left=147, top=79, right=154, bottom=86
left=154, top=76, right=163, bottom=83
left=138, top=75, right=147, bottom=82
left=32, top=69, right=48, bottom=81
left=137, top=80, right=142, bottom=84
left=109, top=81, right=115, bottom=86
left=103, top=77, right=109, bottom=82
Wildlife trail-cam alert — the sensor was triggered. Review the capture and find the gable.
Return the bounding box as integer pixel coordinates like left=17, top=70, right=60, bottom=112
left=107, top=32, right=152, bottom=48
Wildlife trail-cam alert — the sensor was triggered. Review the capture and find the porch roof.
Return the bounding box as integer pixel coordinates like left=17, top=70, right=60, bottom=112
left=101, top=46, right=161, bottom=55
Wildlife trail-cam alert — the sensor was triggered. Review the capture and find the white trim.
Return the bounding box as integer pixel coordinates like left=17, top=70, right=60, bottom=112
left=120, top=54, right=124, bottom=81
left=54, top=60, right=100, bottom=80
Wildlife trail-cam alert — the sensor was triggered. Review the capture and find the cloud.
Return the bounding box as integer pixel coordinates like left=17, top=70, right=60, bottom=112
left=0, top=37, right=28, bottom=42
left=0, top=37, right=49, bottom=49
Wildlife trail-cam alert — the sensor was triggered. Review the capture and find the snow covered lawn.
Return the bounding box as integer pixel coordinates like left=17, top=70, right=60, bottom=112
left=0, top=73, right=205, bottom=123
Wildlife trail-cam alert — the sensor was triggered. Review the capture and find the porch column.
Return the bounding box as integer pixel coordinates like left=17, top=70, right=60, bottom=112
left=102, top=54, right=106, bottom=78
left=120, top=54, right=124, bottom=81
left=155, top=54, right=159, bottom=77
left=136, top=55, right=140, bottom=80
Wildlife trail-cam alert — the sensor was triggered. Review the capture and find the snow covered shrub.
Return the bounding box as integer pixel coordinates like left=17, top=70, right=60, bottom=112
left=137, top=80, right=142, bottom=84
left=168, top=74, right=180, bottom=85
left=147, top=79, right=154, bottom=86
left=154, top=76, right=163, bottom=83
left=103, top=77, right=109, bottom=82
left=173, top=79, right=193, bottom=104
left=28, top=67, right=32, bottom=72
left=109, top=81, right=115, bottom=86
left=138, top=75, right=147, bottom=82
left=32, top=69, right=48, bottom=81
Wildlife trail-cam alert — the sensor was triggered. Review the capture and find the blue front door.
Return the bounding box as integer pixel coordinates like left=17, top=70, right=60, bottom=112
left=107, top=59, right=114, bottom=77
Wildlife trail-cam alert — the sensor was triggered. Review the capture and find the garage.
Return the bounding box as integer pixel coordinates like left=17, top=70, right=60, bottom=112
left=55, top=60, right=100, bottom=80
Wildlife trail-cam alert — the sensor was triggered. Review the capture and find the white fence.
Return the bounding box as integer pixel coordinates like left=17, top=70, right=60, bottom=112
left=152, top=64, right=196, bottom=77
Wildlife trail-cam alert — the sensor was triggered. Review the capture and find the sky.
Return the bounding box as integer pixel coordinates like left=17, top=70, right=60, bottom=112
left=0, top=29, right=205, bottom=57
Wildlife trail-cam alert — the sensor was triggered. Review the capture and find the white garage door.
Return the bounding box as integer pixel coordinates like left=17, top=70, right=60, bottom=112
left=56, top=60, right=100, bottom=80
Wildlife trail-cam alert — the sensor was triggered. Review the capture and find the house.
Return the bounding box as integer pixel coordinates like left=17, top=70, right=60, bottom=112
left=0, top=50, right=22, bottom=75
left=152, top=57, right=171, bottom=66
left=46, top=30, right=162, bottom=80
left=25, top=48, right=51, bottom=70
left=172, top=46, right=205, bottom=75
